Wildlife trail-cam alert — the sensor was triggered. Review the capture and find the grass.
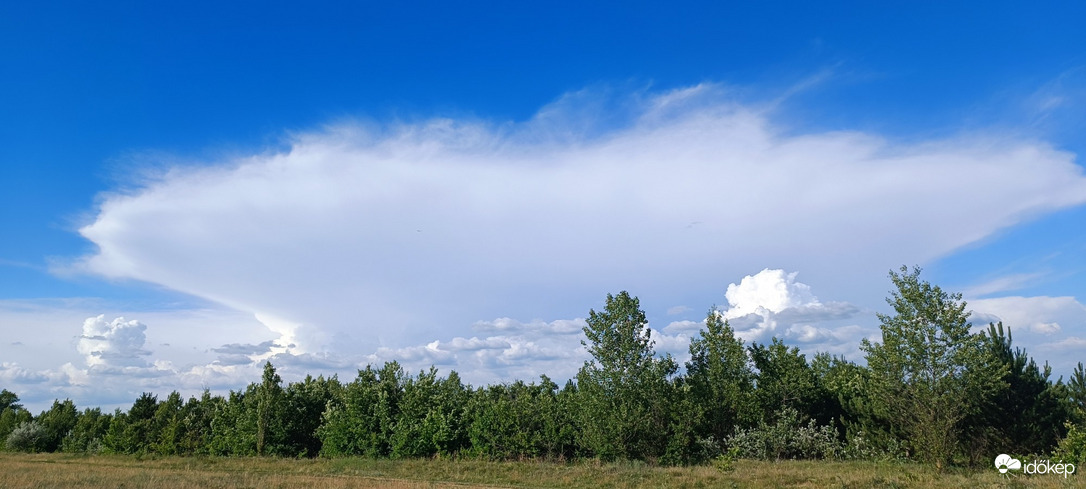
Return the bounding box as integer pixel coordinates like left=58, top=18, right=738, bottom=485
left=0, top=453, right=1079, bottom=488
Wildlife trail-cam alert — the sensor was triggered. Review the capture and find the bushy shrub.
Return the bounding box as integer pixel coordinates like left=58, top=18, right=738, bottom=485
left=6, top=421, right=46, bottom=452
left=1055, top=422, right=1086, bottom=464
left=726, top=407, right=841, bottom=460
left=841, top=429, right=908, bottom=461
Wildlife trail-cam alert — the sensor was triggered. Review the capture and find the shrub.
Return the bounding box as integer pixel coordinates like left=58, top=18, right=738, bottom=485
left=726, top=407, right=841, bottom=460
left=1054, top=422, right=1086, bottom=464
left=6, top=421, right=46, bottom=452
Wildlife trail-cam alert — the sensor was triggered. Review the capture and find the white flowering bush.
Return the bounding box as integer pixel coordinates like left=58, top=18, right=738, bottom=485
left=726, top=407, right=841, bottom=460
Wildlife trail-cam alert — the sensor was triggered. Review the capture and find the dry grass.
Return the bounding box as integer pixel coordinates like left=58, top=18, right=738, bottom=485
left=0, top=453, right=1080, bottom=488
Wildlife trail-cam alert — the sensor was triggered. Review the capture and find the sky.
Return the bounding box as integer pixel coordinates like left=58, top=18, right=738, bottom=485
left=2, top=1, right=1085, bottom=412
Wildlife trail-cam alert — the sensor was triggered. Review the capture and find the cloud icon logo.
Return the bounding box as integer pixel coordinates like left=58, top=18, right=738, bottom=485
left=995, top=454, right=1022, bottom=474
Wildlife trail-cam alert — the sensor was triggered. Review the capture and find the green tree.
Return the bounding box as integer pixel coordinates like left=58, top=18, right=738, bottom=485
left=1069, top=362, right=1086, bottom=423
left=61, top=407, right=112, bottom=453
left=960, top=323, right=1069, bottom=460
left=0, top=389, right=30, bottom=449
left=282, top=374, right=341, bottom=457
left=860, top=266, right=1003, bottom=468
left=749, top=338, right=827, bottom=425
left=0, top=389, right=21, bottom=413
left=256, top=361, right=284, bottom=456
left=178, top=391, right=221, bottom=455
left=102, top=393, right=159, bottom=454
left=389, top=367, right=469, bottom=458
left=319, top=362, right=404, bottom=457
left=683, top=309, right=755, bottom=455
left=37, top=399, right=78, bottom=452
left=150, top=391, right=185, bottom=455
left=576, top=291, right=676, bottom=460
left=207, top=388, right=258, bottom=456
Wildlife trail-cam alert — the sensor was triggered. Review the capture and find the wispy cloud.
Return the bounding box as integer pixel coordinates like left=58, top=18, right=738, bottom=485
left=962, top=272, right=1047, bottom=298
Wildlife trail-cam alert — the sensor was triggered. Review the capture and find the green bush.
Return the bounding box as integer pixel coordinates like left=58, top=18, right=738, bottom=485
left=1054, top=422, right=1086, bottom=464
left=727, top=407, right=841, bottom=460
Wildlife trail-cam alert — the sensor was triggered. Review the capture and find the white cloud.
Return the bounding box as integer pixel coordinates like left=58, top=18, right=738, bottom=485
left=77, top=315, right=151, bottom=368
left=719, top=269, right=864, bottom=345
left=968, top=296, right=1086, bottom=335
left=66, top=85, right=1086, bottom=362
left=725, top=269, right=819, bottom=317
left=969, top=295, right=1086, bottom=372
left=961, top=272, right=1046, bottom=298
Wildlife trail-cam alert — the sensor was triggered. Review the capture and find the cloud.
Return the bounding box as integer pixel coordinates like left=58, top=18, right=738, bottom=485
left=77, top=315, right=152, bottom=368
left=69, top=85, right=1086, bottom=361
left=0, top=363, right=49, bottom=384
left=969, top=295, right=1086, bottom=372
left=719, top=269, right=863, bottom=344
left=211, top=340, right=279, bottom=355
left=725, top=269, right=819, bottom=317
left=961, top=273, right=1046, bottom=298
left=968, top=296, right=1086, bottom=335
left=0, top=82, right=1056, bottom=404
left=472, top=317, right=585, bottom=335
left=667, top=305, right=691, bottom=315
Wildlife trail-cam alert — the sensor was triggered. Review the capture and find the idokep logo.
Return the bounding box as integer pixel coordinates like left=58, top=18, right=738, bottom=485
left=995, top=454, right=1021, bottom=474
left=995, top=454, right=1076, bottom=478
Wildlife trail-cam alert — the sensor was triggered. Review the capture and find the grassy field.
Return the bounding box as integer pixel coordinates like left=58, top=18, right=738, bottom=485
left=0, top=453, right=1079, bottom=488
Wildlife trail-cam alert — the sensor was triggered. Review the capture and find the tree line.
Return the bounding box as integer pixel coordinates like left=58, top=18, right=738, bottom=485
left=2, top=266, right=1085, bottom=467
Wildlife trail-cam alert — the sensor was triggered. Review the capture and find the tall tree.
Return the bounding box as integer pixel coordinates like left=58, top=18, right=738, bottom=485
left=685, top=309, right=755, bottom=449
left=861, top=266, right=1003, bottom=468
left=256, top=361, right=284, bottom=456
left=962, top=323, right=1069, bottom=459
left=577, top=291, right=676, bottom=460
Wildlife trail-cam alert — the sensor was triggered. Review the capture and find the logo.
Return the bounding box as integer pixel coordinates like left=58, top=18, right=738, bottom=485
left=995, top=454, right=1076, bottom=478
left=994, top=454, right=1021, bottom=474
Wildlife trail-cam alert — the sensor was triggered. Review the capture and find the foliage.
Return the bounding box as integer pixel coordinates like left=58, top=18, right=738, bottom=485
left=319, top=362, right=403, bottom=457
left=861, top=266, right=1003, bottom=468
left=5, top=421, right=46, bottom=452
left=727, top=406, right=841, bottom=460
left=684, top=309, right=755, bottom=454
left=61, top=407, right=111, bottom=453
left=0, top=272, right=1077, bottom=468
left=577, top=291, right=676, bottom=461
left=0, top=389, right=21, bottom=412
left=0, top=391, right=31, bottom=450
left=36, top=399, right=78, bottom=453
left=961, top=323, right=1069, bottom=462
left=467, top=376, right=576, bottom=460
left=389, top=367, right=469, bottom=458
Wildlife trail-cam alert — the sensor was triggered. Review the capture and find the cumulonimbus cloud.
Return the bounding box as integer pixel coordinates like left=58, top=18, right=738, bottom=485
left=72, top=84, right=1086, bottom=358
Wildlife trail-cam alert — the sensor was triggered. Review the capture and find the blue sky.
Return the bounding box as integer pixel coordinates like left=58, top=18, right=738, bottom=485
left=2, top=1, right=1085, bottom=411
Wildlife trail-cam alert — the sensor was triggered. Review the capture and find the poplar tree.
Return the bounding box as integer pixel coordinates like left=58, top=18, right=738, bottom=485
left=577, top=291, right=676, bottom=460
left=861, top=266, right=1003, bottom=468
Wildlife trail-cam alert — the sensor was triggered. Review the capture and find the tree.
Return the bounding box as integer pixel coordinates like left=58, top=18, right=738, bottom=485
left=390, top=367, right=469, bottom=458
left=576, top=291, right=676, bottom=460
left=1070, top=362, right=1086, bottom=423
left=0, top=389, right=30, bottom=449
left=256, top=361, right=285, bottom=456
left=860, top=266, right=1003, bottom=467
left=749, top=338, right=825, bottom=424
left=961, top=323, right=1069, bottom=459
left=684, top=309, right=755, bottom=452
left=61, top=407, right=112, bottom=453
left=102, top=393, right=159, bottom=454
left=37, top=399, right=78, bottom=452
left=0, top=389, right=21, bottom=413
